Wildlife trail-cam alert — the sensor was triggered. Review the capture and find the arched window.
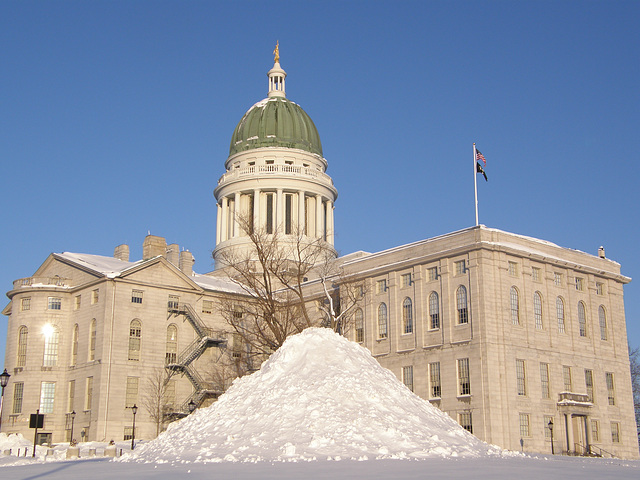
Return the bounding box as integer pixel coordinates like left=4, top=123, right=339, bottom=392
left=456, top=286, right=468, bottom=324
left=533, top=292, right=543, bottom=329
left=429, top=291, right=440, bottom=329
left=89, top=319, right=96, bottom=361
left=377, top=303, right=388, bottom=339
left=598, top=306, right=607, bottom=340
left=556, top=297, right=565, bottom=333
left=578, top=302, right=587, bottom=337
left=17, top=326, right=28, bottom=367
left=71, top=324, right=79, bottom=366
left=402, top=297, right=413, bottom=334
left=354, top=309, right=364, bottom=343
left=510, top=287, right=520, bottom=325
left=43, top=325, right=59, bottom=367
left=166, top=324, right=178, bottom=364
left=128, top=319, right=141, bottom=361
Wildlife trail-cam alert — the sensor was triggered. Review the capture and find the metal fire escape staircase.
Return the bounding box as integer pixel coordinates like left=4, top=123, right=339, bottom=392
left=166, top=303, right=227, bottom=413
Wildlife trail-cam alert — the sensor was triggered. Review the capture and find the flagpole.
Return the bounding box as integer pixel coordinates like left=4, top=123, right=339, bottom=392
left=473, top=142, right=479, bottom=226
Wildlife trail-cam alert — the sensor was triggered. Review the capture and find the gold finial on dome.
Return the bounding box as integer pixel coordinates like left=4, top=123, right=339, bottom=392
left=273, top=41, right=280, bottom=63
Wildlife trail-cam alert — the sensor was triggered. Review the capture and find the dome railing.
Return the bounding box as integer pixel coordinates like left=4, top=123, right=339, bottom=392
left=218, top=164, right=334, bottom=186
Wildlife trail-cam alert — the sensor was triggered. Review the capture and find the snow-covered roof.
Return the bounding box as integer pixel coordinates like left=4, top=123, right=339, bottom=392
left=56, top=252, right=144, bottom=278
left=191, top=273, right=247, bottom=295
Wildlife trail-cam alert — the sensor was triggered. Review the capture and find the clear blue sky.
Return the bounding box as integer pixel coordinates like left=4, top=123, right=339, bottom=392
left=1, top=1, right=639, bottom=365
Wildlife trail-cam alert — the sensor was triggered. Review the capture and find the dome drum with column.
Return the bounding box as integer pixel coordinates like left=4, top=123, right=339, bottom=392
left=213, top=53, right=338, bottom=268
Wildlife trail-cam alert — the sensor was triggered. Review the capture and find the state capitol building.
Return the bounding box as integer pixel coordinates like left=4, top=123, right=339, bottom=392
left=2, top=52, right=638, bottom=459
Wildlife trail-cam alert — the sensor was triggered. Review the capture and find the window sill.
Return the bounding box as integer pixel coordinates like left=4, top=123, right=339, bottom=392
left=457, top=394, right=472, bottom=400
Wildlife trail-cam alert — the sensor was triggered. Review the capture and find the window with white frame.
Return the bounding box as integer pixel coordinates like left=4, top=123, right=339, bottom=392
left=74, top=295, right=81, bottom=310
left=575, top=277, right=584, bottom=291
left=128, top=319, right=141, bottom=361
left=510, top=287, right=520, bottom=325
left=610, top=422, right=620, bottom=443
left=43, top=325, right=59, bottom=367
left=166, top=324, right=178, bottom=364
left=202, top=300, right=213, bottom=314
left=591, top=420, right=599, bottom=442
left=402, top=366, right=414, bottom=392
left=168, top=295, right=180, bottom=310
left=401, top=273, right=412, bottom=288
left=21, top=297, right=31, bottom=311
left=519, top=413, right=530, bottom=437
left=427, top=267, right=438, bottom=281
left=429, top=362, right=441, bottom=398
left=459, top=412, right=473, bottom=433
left=131, top=290, right=143, bottom=304
left=17, top=326, right=28, bottom=367
left=540, top=363, right=550, bottom=398
left=354, top=309, right=364, bottom=343
left=532, top=267, right=541, bottom=282
left=554, top=272, right=562, bottom=286
left=12, top=382, right=24, bottom=414
left=585, top=369, right=594, bottom=403
left=456, top=286, right=468, bottom=324
left=124, top=426, right=134, bottom=441
left=556, top=297, right=565, bottom=333
left=606, top=372, right=615, bottom=405
left=40, top=381, right=56, bottom=414
left=402, top=297, right=413, bottom=334
left=533, top=292, right=543, bottom=329
left=376, top=279, right=387, bottom=294
left=377, top=303, right=388, bottom=339
left=598, top=306, right=607, bottom=340
left=48, top=297, right=61, bottom=310
left=455, top=260, right=466, bottom=275
left=89, top=319, right=96, bottom=361
left=125, top=377, right=139, bottom=408
left=508, top=261, right=518, bottom=277
left=71, top=324, right=78, bottom=366
left=429, top=291, right=440, bottom=329
left=516, top=359, right=527, bottom=396
left=85, top=376, right=93, bottom=411
left=458, top=358, right=471, bottom=396
left=596, top=282, right=604, bottom=296
left=563, top=365, right=572, bottom=392
left=578, top=302, right=587, bottom=337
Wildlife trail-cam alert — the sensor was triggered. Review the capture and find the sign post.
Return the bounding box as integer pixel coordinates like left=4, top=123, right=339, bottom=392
left=30, top=410, right=44, bottom=457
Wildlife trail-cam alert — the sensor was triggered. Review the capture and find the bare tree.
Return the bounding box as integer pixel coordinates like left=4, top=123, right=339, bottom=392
left=141, top=368, right=176, bottom=437
left=206, top=337, right=253, bottom=393
left=629, top=345, right=640, bottom=439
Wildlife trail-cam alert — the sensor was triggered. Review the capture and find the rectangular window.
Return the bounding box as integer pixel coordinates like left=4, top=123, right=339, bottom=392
left=74, top=295, right=81, bottom=310
left=68, top=380, right=75, bottom=412
left=596, top=282, right=604, bottom=295
left=458, top=358, right=471, bottom=396
left=455, top=260, right=466, bottom=275
left=575, top=277, right=584, bottom=291
left=48, top=297, right=61, bottom=310
left=401, top=273, right=412, bottom=288
left=606, top=372, right=615, bottom=405
left=85, top=377, right=93, bottom=411
left=266, top=193, right=274, bottom=234
left=508, top=261, right=518, bottom=277
left=285, top=193, right=293, bottom=234
left=12, top=382, right=24, bottom=414
left=540, top=363, right=550, bottom=398
left=202, top=300, right=213, bottom=314
left=591, top=419, right=599, bottom=442
left=21, top=297, right=31, bottom=311
left=585, top=369, right=594, bottom=403
left=427, top=267, right=438, bottom=281
left=610, top=422, right=620, bottom=443
left=459, top=412, right=473, bottom=433
left=131, top=290, right=143, bottom=304
left=123, top=426, right=134, bottom=441
left=125, top=377, right=139, bottom=408
left=376, top=279, right=387, bottom=294
left=40, top=382, right=56, bottom=414
left=519, top=413, right=530, bottom=437
left=516, top=359, right=527, bottom=396
left=402, top=366, right=414, bottom=392
left=429, top=362, right=441, bottom=398
left=544, top=416, right=554, bottom=439
left=554, top=272, right=562, bottom=286
left=532, top=267, right=540, bottom=282
left=563, top=366, right=572, bottom=392
left=92, top=289, right=99, bottom=304
left=168, top=295, right=179, bottom=310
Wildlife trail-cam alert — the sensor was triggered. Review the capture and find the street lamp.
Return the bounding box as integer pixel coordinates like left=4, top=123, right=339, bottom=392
left=0, top=368, right=11, bottom=431
left=548, top=419, right=554, bottom=455
left=131, top=404, right=138, bottom=451
left=188, top=399, right=196, bottom=414
left=69, top=411, right=76, bottom=444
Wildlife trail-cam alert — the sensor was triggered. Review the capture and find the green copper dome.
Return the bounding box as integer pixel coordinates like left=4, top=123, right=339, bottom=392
left=229, top=97, right=323, bottom=157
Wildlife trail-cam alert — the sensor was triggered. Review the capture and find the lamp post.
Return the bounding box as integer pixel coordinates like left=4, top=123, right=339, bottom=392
left=131, top=404, right=138, bottom=451
left=188, top=399, right=196, bottom=414
left=548, top=419, right=554, bottom=455
left=0, top=368, right=10, bottom=431
left=69, top=410, right=76, bottom=444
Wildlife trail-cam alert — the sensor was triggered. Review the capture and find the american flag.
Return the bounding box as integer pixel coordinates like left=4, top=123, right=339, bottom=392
left=476, top=149, right=487, bottom=167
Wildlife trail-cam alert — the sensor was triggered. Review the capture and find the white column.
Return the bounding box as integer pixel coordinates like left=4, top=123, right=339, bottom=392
left=315, top=194, right=324, bottom=239
left=220, top=197, right=229, bottom=242
left=233, top=192, right=241, bottom=237
left=298, top=191, right=305, bottom=235
left=276, top=189, right=283, bottom=233
left=327, top=200, right=334, bottom=245
left=253, top=189, right=260, bottom=233
left=216, top=202, right=222, bottom=245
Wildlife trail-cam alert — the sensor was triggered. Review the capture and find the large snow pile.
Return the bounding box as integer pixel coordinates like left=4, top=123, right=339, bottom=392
left=124, top=328, right=502, bottom=463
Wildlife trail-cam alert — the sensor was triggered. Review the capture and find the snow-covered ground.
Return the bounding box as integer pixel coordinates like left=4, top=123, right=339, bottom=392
left=1, top=328, right=638, bottom=478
